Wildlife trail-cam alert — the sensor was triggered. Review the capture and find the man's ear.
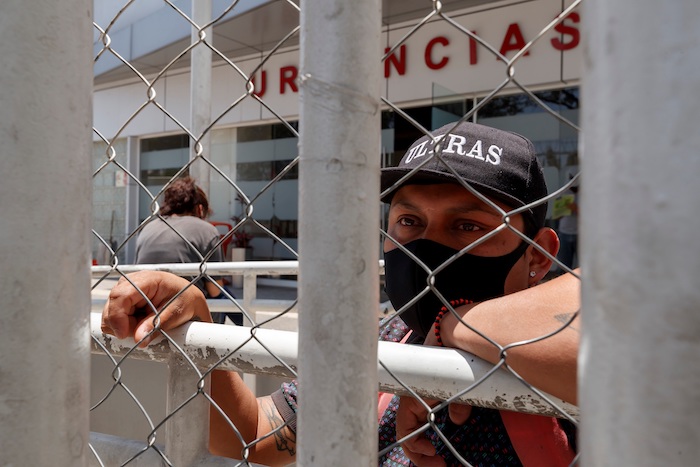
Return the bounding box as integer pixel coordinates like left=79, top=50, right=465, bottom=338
left=527, top=227, right=560, bottom=284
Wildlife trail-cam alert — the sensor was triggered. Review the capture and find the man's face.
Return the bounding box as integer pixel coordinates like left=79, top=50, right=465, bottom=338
left=384, top=183, right=532, bottom=294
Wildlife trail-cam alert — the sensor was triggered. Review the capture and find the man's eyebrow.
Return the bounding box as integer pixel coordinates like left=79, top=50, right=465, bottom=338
left=389, top=199, right=420, bottom=211
left=446, top=204, right=502, bottom=216
left=391, top=199, right=502, bottom=217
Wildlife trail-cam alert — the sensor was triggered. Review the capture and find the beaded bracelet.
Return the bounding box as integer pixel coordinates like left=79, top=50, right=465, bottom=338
left=433, top=298, right=472, bottom=347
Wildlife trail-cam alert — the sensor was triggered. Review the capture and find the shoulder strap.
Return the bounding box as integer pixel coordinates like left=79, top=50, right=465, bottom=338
left=500, top=411, right=576, bottom=467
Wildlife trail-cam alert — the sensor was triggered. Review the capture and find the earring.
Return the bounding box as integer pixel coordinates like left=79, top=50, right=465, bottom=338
left=529, top=271, right=536, bottom=277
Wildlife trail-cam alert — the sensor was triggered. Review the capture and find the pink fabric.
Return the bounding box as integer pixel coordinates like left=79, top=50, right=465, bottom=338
left=378, top=330, right=413, bottom=422
left=500, top=411, right=576, bottom=467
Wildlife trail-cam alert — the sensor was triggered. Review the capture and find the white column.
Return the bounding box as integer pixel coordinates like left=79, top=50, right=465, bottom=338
left=0, top=0, right=92, bottom=465
left=125, top=136, right=140, bottom=263
left=580, top=0, right=700, bottom=464
left=297, top=0, right=382, bottom=464
left=191, top=0, right=213, bottom=194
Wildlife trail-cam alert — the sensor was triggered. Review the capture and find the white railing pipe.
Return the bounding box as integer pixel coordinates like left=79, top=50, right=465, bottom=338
left=90, top=313, right=578, bottom=420
left=91, top=260, right=384, bottom=277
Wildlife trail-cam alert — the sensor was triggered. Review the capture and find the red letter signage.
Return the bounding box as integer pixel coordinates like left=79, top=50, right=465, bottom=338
left=279, top=66, right=298, bottom=94
left=551, top=12, right=580, bottom=51
left=251, top=70, right=267, bottom=98
left=384, top=44, right=407, bottom=78
left=425, top=36, right=450, bottom=70
left=499, top=23, right=530, bottom=57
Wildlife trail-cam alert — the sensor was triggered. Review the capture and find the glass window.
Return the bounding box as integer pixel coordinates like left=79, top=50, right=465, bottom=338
left=478, top=87, right=580, bottom=224
left=138, top=135, right=190, bottom=221
left=233, top=121, right=299, bottom=260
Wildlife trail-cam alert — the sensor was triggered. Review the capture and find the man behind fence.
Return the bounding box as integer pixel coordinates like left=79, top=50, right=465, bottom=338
left=101, top=121, right=580, bottom=466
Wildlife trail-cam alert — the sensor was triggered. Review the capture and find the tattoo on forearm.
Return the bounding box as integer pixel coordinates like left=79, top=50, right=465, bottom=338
left=554, top=310, right=580, bottom=332
left=261, top=400, right=296, bottom=456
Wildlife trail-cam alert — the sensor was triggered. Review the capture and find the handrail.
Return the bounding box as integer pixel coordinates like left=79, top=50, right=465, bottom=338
left=91, top=260, right=385, bottom=277
left=91, top=261, right=384, bottom=312
left=90, top=312, right=579, bottom=420
left=91, top=260, right=302, bottom=277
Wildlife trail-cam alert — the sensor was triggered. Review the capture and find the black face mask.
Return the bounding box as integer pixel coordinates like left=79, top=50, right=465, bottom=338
left=384, top=239, right=529, bottom=338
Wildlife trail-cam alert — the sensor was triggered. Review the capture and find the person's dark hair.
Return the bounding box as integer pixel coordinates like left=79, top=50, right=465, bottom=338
left=160, top=177, right=210, bottom=218
left=194, top=185, right=212, bottom=218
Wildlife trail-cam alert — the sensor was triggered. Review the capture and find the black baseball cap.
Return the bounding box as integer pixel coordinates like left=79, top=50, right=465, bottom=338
left=381, top=121, right=548, bottom=233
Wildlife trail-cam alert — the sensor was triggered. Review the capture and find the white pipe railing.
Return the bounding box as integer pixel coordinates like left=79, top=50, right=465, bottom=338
left=90, top=313, right=579, bottom=420
left=92, top=261, right=302, bottom=312
left=92, top=261, right=385, bottom=313
left=91, top=261, right=303, bottom=277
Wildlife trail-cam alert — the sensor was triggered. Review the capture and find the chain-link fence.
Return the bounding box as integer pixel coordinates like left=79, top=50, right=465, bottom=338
left=89, top=1, right=581, bottom=464
left=4, top=0, right=700, bottom=465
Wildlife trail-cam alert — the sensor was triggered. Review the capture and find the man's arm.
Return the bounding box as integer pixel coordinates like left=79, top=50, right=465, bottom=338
left=204, top=278, right=226, bottom=298
left=397, top=271, right=580, bottom=466
left=101, top=271, right=297, bottom=465
left=438, top=270, right=580, bottom=404
left=209, top=372, right=297, bottom=466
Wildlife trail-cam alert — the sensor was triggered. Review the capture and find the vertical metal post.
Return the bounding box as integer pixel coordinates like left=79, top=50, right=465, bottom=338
left=0, top=0, right=92, bottom=465
left=165, top=356, right=211, bottom=464
left=298, top=0, right=382, bottom=464
left=243, top=271, right=257, bottom=312
left=125, top=136, right=139, bottom=263
left=580, top=0, right=700, bottom=464
left=191, top=0, right=212, bottom=194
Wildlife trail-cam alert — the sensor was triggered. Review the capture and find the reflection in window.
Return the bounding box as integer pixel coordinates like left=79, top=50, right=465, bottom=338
left=140, top=168, right=185, bottom=186
left=238, top=121, right=299, bottom=142
left=479, top=88, right=579, bottom=117
left=140, top=134, right=189, bottom=152
left=236, top=159, right=298, bottom=182
left=255, top=217, right=299, bottom=239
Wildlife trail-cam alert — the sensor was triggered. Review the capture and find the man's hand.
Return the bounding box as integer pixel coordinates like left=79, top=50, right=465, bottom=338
left=396, top=396, right=443, bottom=467
left=101, top=271, right=212, bottom=347
left=396, top=396, right=473, bottom=467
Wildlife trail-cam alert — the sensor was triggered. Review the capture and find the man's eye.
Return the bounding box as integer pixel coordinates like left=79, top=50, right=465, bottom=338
left=458, top=223, right=481, bottom=232
left=398, top=217, right=415, bottom=226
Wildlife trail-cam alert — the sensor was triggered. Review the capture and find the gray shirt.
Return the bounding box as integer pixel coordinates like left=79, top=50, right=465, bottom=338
left=135, top=215, right=223, bottom=293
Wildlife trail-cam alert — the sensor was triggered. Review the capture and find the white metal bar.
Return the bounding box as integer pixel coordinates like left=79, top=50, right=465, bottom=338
left=298, top=0, right=382, bottom=463
left=91, top=260, right=385, bottom=277
left=92, top=261, right=301, bottom=277
left=90, top=313, right=578, bottom=419
left=0, top=0, right=92, bottom=464
left=242, top=271, right=257, bottom=311
left=581, top=0, right=700, bottom=464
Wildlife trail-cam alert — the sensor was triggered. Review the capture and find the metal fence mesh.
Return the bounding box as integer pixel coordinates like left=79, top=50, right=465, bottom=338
left=91, top=0, right=582, bottom=465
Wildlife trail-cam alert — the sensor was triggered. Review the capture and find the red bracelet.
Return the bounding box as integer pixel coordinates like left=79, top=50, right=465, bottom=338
left=434, top=309, right=447, bottom=346
left=433, top=298, right=472, bottom=347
